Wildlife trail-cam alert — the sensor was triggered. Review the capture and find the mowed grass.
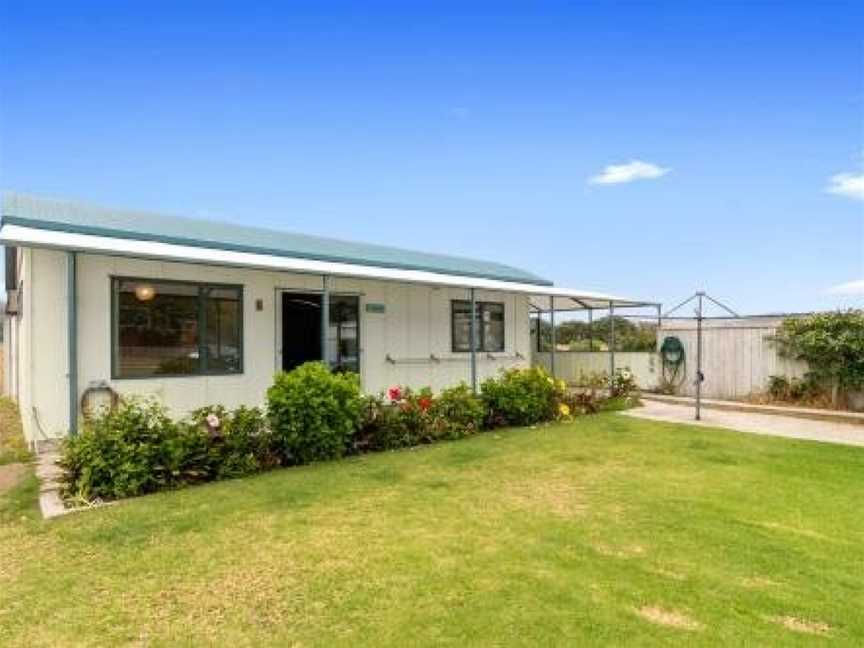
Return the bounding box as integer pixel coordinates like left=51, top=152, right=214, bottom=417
left=2, top=415, right=863, bottom=646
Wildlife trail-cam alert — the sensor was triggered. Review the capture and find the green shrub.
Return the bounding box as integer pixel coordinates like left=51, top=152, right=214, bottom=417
left=266, top=362, right=363, bottom=464
left=59, top=400, right=277, bottom=502
left=481, top=367, right=564, bottom=427
left=765, top=374, right=825, bottom=404
left=767, top=375, right=792, bottom=400
left=59, top=398, right=209, bottom=501
left=188, top=405, right=274, bottom=479
left=428, top=384, right=486, bottom=440
left=773, top=310, right=864, bottom=405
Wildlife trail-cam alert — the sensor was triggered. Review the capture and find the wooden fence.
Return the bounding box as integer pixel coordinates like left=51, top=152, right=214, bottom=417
left=657, top=317, right=807, bottom=399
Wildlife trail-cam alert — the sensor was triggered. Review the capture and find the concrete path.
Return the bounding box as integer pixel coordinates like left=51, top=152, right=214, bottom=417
left=623, top=399, right=864, bottom=448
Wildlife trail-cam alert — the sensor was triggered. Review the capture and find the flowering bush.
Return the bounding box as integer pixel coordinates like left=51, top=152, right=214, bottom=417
left=189, top=404, right=275, bottom=479
left=61, top=365, right=611, bottom=505
left=610, top=368, right=638, bottom=398
left=356, top=383, right=487, bottom=450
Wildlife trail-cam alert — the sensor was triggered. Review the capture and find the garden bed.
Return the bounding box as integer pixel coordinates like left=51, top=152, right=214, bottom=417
left=56, top=364, right=639, bottom=507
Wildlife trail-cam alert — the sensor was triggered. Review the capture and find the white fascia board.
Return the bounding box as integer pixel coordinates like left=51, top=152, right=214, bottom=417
left=0, top=224, right=651, bottom=307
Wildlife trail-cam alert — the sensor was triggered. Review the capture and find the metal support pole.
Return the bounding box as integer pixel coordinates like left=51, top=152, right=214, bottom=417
left=549, top=297, right=556, bottom=378
left=609, top=301, right=616, bottom=382
left=67, top=251, right=78, bottom=436
left=588, top=308, right=593, bottom=352
left=469, top=288, right=478, bottom=393
left=695, top=292, right=704, bottom=420
left=321, top=275, right=331, bottom=369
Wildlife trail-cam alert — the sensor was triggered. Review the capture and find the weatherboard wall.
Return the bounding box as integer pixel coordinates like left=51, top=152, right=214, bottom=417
left=658, top=319, right=808, bottom=399
left=17, top=248, right=530, bottom=441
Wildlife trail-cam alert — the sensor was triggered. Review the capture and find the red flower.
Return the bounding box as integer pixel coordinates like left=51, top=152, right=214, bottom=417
left=388, top=386, right=402, bottom=401
left=418, top=396, right=432, bottom=412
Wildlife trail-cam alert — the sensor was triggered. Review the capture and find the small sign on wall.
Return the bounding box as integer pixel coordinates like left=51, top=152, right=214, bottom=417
left=365, top=302, right=386, bottom=314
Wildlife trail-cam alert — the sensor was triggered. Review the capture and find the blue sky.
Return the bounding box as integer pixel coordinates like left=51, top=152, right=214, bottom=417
left=1, top=1, right=862, bottom=314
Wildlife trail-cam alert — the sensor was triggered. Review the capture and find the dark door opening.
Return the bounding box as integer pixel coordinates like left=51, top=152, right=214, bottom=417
left=281, top=293, right=322, bottom=371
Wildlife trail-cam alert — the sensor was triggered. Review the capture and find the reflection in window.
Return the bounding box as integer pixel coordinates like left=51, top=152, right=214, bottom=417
left=451, top=300, right=505, bottom=352
left=328, top=295, right=359, bottom=373
left=113, top=279, right=242, bottom=378
left=205, top=287, right=243, bottom=373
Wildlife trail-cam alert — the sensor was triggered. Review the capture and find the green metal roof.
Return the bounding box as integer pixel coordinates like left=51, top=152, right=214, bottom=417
left=1, top=192, right=552, bottom=286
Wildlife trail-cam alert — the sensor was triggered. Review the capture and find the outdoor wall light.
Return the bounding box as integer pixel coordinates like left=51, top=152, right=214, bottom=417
left=134, top=283, right=156, bottom=301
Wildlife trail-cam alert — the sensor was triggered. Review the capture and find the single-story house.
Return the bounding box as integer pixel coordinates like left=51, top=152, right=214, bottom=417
left=1, top=192, right=654, bottom=446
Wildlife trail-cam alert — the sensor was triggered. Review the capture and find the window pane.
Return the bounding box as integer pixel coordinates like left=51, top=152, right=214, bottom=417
left=204, top=287, right=242, bottom=373
left=452, top=300, right=472, bottom=352
left=116, top=280, right=200, bottom=377
left=452, top=300, right=486, bottom=352
left=328, top=295, right=359, bottom=373
left=483, top=303, right=505, bottom=352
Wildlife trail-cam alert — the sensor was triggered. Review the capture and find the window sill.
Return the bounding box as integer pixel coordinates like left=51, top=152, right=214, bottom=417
left=110, top=372, right=245, bottom=381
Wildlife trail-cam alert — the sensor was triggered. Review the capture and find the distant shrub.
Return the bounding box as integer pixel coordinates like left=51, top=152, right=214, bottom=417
left=765, top=374, right=824, bottom=405
left=481, top=367, right=564, bottom=427
left=267, top=362, right=363, bottom=464
left=610, top=368, right=638, bottom=398
left=773, top=310, right=864, bottom=406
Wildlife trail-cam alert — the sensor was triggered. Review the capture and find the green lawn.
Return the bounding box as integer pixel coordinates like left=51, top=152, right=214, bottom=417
left=2, top=414, right=863, bottom=646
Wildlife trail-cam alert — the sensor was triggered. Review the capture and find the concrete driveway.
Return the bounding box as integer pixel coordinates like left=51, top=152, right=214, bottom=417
left=624, top=399, right=864, bottom=448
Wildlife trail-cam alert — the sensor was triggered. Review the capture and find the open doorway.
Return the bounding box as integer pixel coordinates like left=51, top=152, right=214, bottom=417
left=281, top=293, right=322, bottom=372
left=279, top=292, right=360, bottom=374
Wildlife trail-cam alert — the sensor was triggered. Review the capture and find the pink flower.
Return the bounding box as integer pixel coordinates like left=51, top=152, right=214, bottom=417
left=388, top=387, right=402, bottom=401
left=205, top=413, right=220, bottom=429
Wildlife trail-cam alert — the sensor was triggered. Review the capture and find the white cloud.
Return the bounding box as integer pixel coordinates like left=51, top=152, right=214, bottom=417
left=588, top=159, right=670, bottom=185
left=828, top=279, right=864, bottom=295
left=826, top=172, right=864, bottom=200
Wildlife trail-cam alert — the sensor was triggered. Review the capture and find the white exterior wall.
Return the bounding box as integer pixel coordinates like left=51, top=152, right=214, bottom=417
left=10, top=248, right=38, bottom=442
left=532, top=351, right=660, bottom=389
left=19, top=248, right=531, bottom=441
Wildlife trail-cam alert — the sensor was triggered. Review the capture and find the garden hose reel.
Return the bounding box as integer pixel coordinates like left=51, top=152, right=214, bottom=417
left=660, top=336, right=686, bottom=388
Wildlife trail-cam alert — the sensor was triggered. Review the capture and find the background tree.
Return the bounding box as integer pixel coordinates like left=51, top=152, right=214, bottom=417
left=772, top=310, right=864, bottom=407
left=533, top=317, right=657, bottom=352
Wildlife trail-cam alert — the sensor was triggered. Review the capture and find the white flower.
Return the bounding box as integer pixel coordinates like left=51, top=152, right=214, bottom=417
left=205, top=413, right=221, bottom=428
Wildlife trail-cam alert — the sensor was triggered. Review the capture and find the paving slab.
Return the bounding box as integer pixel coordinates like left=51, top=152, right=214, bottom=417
left=624, top=399, right=864, bottom=448
left=641, top=393, right=864, bottom=425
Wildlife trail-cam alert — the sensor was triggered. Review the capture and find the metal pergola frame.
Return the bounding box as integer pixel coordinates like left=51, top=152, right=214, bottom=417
left=528, top=296, right=662, bottom=386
